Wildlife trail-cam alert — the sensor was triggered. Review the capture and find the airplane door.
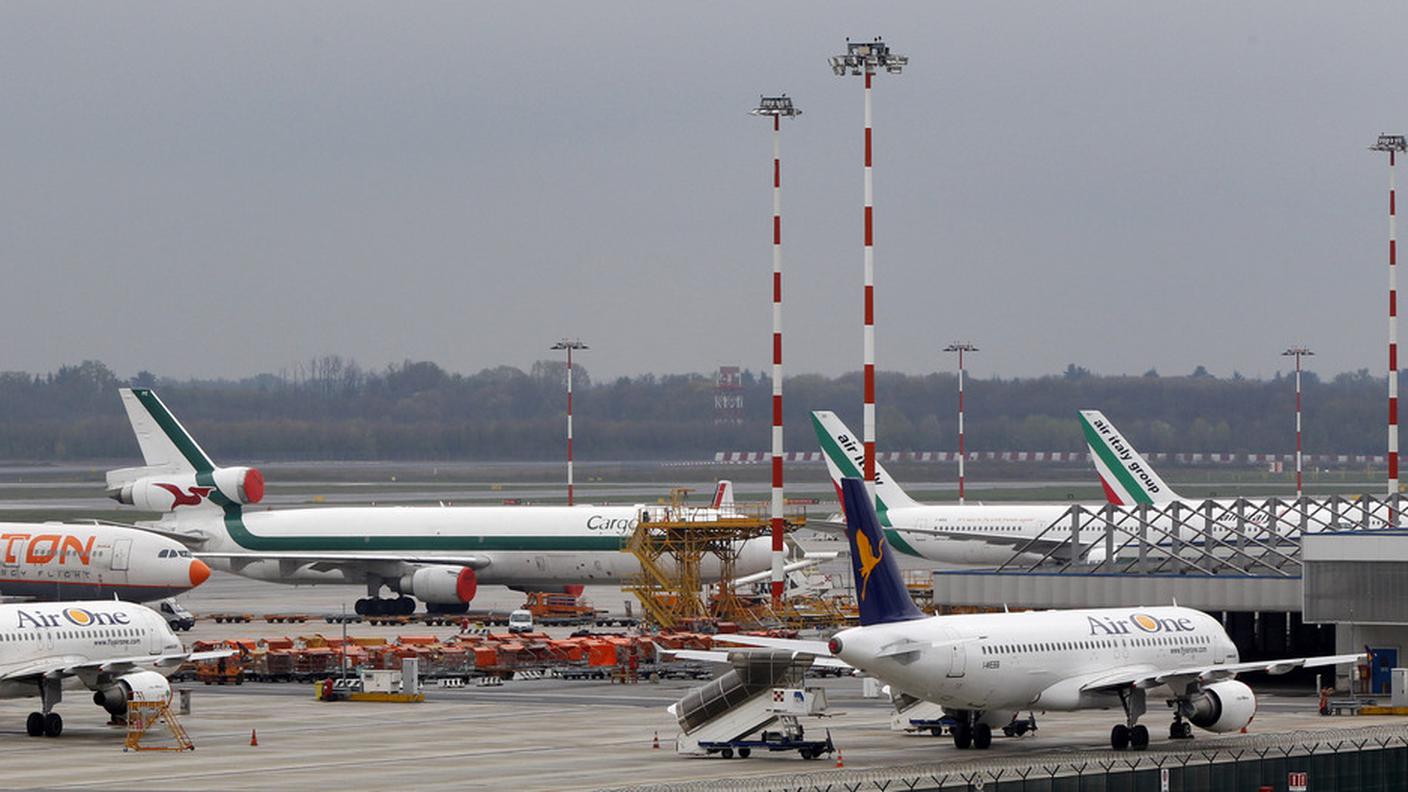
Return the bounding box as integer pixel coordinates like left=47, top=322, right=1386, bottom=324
left=943, top=629, right=966, bottom=678
left=110, top=539, right=131, bottom=572
left=946, top=643, right=966, bottom=678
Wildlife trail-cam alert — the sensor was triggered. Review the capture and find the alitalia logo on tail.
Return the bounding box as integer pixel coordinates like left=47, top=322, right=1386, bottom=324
left=1078, top=410, right=1177, bottom=507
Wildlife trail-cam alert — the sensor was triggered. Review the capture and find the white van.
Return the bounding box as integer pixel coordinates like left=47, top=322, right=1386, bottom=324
left=507, top=609, right=534, bottom=634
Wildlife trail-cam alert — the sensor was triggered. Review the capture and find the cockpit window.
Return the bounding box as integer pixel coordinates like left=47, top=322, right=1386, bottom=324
left=158, top=549, right=169, bottom=558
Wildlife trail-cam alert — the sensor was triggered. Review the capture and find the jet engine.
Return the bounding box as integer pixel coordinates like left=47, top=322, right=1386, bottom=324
left=397, top=565, right=478, bottom=605
left=109, top=466, right=265, bottom=511
left=92, top=670, right=172, bottom=716
left=1184, top=680, right=1256, bottom=733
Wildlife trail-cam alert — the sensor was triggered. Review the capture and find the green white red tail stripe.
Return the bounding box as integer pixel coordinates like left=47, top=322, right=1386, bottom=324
left=1078, top=410, right=1178, bottom=506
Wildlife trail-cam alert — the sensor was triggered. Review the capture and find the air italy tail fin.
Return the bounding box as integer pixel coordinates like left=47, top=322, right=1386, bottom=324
left=811, top=411, right=920, bottom=515
left=1078, top=410, right=1180, bottom=506
left=840, top=477, right=924, bottom=626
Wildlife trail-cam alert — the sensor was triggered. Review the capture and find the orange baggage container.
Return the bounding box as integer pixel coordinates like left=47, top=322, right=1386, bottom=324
left=471, top=646, right=499, bottom=667
left=262, top=637, right=295, bottom=651
left=398, top=635, right=439, bottom=646
left=584, top=640, right=617, bottom=667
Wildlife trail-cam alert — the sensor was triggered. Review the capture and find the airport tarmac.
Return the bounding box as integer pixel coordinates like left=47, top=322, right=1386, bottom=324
left=0, top=674, right=1401, bottom=791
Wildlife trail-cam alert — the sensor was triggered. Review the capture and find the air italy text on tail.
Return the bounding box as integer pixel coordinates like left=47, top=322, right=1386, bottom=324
left=839, top=478, right=924, bottom=627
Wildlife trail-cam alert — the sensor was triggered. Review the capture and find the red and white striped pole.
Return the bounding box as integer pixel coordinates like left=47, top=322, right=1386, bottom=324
left=945, top=343, right=979, bottom=504
left=751, top=96, right=800, bottom=609
left=551, top=339, right=588, bottom=505
left=832, top=39, right=906, bottom=505
left=1373, top=135, right=1406, bottom=504
left=1282, top=346, right=1313, bottom=497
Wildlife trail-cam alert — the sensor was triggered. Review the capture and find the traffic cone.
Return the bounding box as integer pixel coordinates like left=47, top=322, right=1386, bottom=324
left=652, top=731, right=660, bottom=750
left=835, top=748, right=844, bottom=768
left=250, top=728, right=259, bottom=747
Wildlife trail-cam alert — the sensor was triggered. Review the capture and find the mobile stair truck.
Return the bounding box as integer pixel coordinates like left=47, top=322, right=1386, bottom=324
left=669, top=650, right=834, bottom=760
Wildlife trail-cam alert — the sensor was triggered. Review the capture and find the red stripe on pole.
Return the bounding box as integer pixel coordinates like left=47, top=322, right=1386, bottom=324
left=773, top=272, right=781, bottom=302
left=1393, top=239, right=1398, bottom=267
left=1391, top=396, right=1399, bottom=424
left=772, top=394, right=782, bottom=420
left=1393, top=189, right=1397, bottom=215
left=864, top=441, right=876, bottom=480
left=774, top=160, right=780, bottom=187
left=1392, top=452, right=1400, bottom=481
left=863, top=365, right=875, bottom=401
left=1392, top=345, right=1398, bottom=371
left=864, top=206, right=873, bottom=246
left=772, top=456, right=783, bottom=487
left=774, top=216, right=781, bottom=244
left=773, top=334, right=782, bottom=364
left=864, top=127, right=872, bottom=167
left=1393, top=290, right=1398, bottom=317
left=865, top=285, right=874, bottom=324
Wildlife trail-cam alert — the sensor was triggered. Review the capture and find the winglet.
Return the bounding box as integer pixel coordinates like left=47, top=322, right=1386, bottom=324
left=1078, top=410, right=1178, bottom=505
left=840, top=477, right=924, bottom=626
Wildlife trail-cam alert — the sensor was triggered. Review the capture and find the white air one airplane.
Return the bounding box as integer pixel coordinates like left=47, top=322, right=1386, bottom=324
left=719, top=478, right=1362, bottom=752
left=0, top=600, right=228, bottom=737
left=109, top=389, right=816, bottom=616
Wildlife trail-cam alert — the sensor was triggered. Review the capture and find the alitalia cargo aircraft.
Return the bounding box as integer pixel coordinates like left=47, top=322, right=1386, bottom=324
left=0, top=600, right=228, bottom=737
left=715, top=478, right=1361, bottom=752
left=0, top=521, right=210, bottom=603
left=108, top=389, right=811, bottom=616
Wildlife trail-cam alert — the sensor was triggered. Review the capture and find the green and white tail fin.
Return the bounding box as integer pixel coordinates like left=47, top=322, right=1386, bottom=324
left=810, top=411, right=920, bottom=513
left=112, top=388, right=216, bottom=479
left=1078, top=410, right=1180, bottom=505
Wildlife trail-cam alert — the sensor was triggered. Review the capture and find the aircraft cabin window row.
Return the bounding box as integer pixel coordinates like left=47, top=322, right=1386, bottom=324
left=980, top=635, right=1210, bottom=655
left=0, top=627, right=147, bottom=642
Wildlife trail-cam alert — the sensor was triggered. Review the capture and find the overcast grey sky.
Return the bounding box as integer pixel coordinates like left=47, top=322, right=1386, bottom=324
left=1, top=2, right=1403, bottom=382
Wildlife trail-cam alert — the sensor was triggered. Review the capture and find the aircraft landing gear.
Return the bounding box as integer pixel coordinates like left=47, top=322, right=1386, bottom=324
left=1111, top=688, right=1148, bottom=751
left=950, top=711, right=993, bottom=750
left=354, top=596, right=417, bottom=617
left=1169, top=711, right=1194, bottom=739
left=29, top=678, right=63, bottom=737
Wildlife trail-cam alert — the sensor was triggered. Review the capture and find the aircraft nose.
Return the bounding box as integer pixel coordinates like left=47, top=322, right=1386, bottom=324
left=188, top=558, right=211, bottom=587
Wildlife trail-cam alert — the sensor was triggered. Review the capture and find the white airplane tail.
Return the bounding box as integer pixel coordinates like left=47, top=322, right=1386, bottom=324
left=107, top=388, right=264, bottom=512
left=1078, top=410, right=1180, bottom=506
left=710, top=480, right=734, bottom=510
left=810, top=410, right=920, bottom=512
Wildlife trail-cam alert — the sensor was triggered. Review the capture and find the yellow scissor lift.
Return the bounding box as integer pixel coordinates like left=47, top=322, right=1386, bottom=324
left=624, top=488, right=807, bottom=630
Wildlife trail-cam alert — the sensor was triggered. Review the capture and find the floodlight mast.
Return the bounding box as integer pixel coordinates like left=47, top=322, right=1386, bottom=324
left=831, top=38, right=907, bottom=505
left=944, top=343, right=979, bottom=504
left=1371, top=134, right=1406, bottom=500
left=750, top=95, right=801, bottom=609
left=1281, top=346, right=1314, bottom=496
left=551, top=339, right=589, bottom=506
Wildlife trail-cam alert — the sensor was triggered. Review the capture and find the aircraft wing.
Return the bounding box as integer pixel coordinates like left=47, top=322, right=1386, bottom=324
left=894, top=527, right=1074, bottom=558
left=195, top=552, right=493, bottom=571
left=713, top=634, right=834, bottom=656
left=1081, top=653, right=1365, bottom=693
left=0, top=649, right=235, bottom=683
left=663, top=648, right=853, bottom=671
left=732, top=553, right=840, bottom=586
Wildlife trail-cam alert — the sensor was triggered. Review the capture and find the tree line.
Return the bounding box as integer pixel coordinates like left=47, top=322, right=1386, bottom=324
left=0, top=358, right=1386, bottom=461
